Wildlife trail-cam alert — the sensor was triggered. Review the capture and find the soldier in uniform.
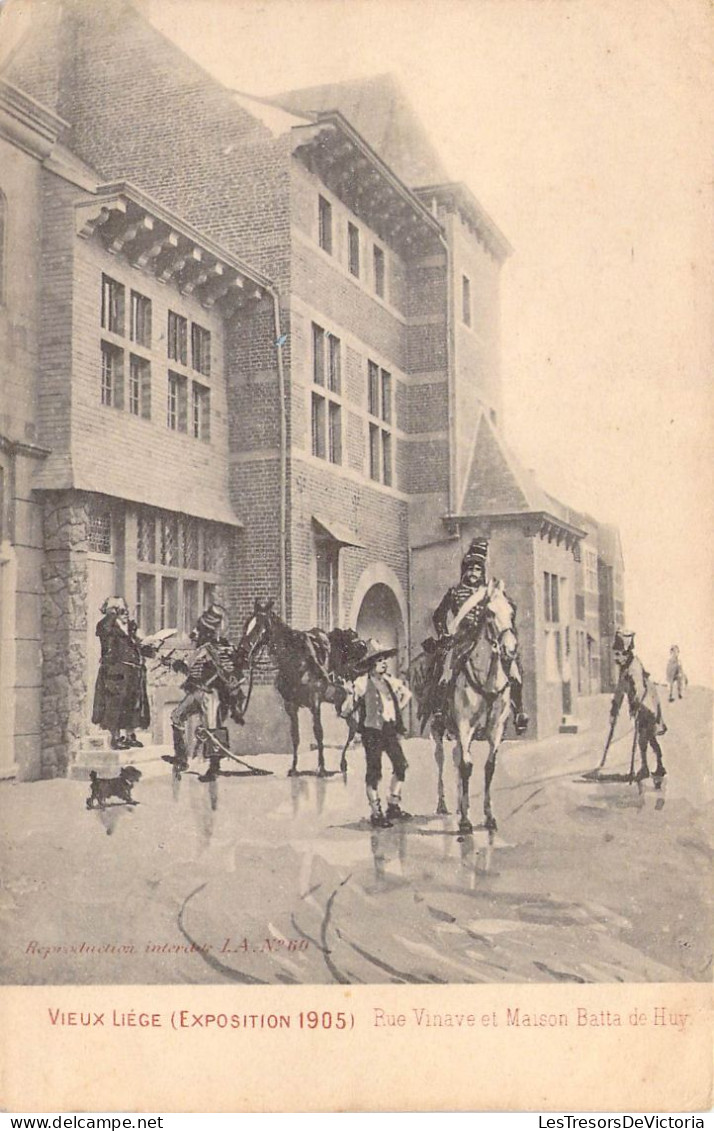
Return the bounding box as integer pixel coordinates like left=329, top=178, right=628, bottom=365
left=428, top=536, right=529, bottom=735
left=610, top=630, right=667, bottom=781
left=169, top=604, right=245, bottom=782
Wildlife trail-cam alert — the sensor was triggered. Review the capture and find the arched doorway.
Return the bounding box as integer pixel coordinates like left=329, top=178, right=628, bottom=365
left=356, top=583, right=406, bottom=673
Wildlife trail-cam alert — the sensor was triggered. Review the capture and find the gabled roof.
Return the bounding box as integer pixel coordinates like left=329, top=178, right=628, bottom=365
left=457, top=412, right=586, bottom=540
left=267, top=73, right=450, bottom=188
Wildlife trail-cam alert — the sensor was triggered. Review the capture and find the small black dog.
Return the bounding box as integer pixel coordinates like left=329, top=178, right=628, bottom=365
left=86, top=765, right=142, bottom=810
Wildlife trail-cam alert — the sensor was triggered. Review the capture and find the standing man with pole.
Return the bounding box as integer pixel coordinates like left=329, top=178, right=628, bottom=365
left=610, top=630, right=667, bottom=783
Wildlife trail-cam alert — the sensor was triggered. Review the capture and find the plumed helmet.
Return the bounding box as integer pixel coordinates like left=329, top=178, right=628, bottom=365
left=461, top=537, right=489, bottom=575
left=613, top=629, right=635, bottom=653
left=196, top=604, right=226, bottom=634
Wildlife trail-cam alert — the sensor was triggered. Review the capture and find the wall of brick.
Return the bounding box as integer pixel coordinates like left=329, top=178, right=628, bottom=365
left=11, top=0, right=293, bottom=291
left=447, top=211, right=504, bottom=504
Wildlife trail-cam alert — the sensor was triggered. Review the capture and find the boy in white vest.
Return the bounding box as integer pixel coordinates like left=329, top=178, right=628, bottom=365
left=341, top=639, right=412, bottom=828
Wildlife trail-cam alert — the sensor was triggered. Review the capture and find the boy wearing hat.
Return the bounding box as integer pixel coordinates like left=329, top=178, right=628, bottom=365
left=610, top=630, right=667, bottom=781
left=341, top=639, right=412, bottom=828
left=170, top=604, right=244, bottom=781
left=430, top=537, right=529, bottom=734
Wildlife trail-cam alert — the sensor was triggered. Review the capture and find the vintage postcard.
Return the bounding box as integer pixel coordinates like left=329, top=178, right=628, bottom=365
left=0, top=0, right=711, bottom=1113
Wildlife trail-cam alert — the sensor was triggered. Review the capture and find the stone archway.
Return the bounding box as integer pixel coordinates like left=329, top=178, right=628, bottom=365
left=354, top=585, right=407, bottom=677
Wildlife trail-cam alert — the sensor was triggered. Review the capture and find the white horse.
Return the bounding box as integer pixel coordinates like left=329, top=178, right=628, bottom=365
left=419, top=581, right=518, bottom=834
left=666, top=646, right=687, bottom=702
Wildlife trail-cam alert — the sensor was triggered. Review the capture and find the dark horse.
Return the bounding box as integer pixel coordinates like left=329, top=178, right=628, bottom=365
left=238, top=599, right=365, bottom=776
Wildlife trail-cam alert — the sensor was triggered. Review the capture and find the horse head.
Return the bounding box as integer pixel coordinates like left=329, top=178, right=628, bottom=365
left=239, top=597, right=276, bottom=662
left=483, top=580, right=518, bottom=663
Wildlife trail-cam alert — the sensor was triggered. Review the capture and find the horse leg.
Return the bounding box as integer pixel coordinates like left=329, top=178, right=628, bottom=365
left=286, top=703, right=300, bottom=776
left=483, top=704, right=508, bottom=832
left=455, top=720, right=475, bottom=835
left=340, top=720, right=356, bottom=775
left=433, top=730, right=448, bottom=815
left=312, top=704, right=326, bottom=777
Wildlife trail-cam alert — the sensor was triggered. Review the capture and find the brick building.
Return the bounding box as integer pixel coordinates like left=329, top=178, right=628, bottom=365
left=1, top=0, right=625, bottom=777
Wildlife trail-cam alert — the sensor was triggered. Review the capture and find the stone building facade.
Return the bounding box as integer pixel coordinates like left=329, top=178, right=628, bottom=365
left=0, top=0, right=625, bottom=775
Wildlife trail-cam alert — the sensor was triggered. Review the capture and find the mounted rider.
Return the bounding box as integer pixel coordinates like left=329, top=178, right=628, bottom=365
left=428, top=537, right=529, bottom=735
left=169, top=604, right=245, bottom=782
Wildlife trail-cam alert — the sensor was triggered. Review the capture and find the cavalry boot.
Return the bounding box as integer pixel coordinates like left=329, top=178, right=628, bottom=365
left=198, top=756, right=221, bottom=783
left=170, top=725, right=189, bottom=771
left=509, top=678, right=529, bottom=735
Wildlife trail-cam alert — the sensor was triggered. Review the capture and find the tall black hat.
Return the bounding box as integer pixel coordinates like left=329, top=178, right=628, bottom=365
left=461, top=537, right=489, bottom=575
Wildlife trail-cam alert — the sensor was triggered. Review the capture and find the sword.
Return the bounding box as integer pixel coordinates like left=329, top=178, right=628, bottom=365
left=598, top=706, right=620, bottom=770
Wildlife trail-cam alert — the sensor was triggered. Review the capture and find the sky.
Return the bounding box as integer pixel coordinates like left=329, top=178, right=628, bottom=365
left=143, top=0, right=713, bottom=687
left=8, top=0, right=705, bottom=684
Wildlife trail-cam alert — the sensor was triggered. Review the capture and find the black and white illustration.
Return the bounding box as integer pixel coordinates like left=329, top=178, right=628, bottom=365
left=0, top=0, right=711, bottom=1004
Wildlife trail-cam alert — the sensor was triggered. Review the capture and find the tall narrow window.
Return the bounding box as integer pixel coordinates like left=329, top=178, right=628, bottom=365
left=318, top=195, right=332, bottom=254
left=316, top=540, right=338, bottom=630
left=191, top=322, right=211, bottom=376
left=312, top=393, right=327, bottom=460
left=367, top=360, right=394, bottom=485
left=191, top=382, right=210, bottom=441
left=462, top=275, right=471, bottom=326
left=168, top=311, right=187, bottom=364
left=129, top=355, right=151, bottom=418
left=101, top=275, right=125, bottom=335
left=373, top=245, right=385, bottom=298
left=348, top=222, right=360, bottom=277
left=312, top=323, right=325, bottom=386
left=167, top=371, right=187, bottom=431
left=327, top=332, right=341, bottom=393
left=101, top=342, right=123, bottom=408
left=311, top=323, right=342, bottom=465
left=130, top=291, right=152, bottom=347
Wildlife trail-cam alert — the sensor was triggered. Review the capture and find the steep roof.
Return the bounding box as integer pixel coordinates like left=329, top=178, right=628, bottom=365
left=268, top=73, right=450, bottom=187
left=459, top=412, right=553, bottom=517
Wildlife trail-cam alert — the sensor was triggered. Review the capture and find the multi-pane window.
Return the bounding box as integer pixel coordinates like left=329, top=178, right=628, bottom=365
left=318, top=195, right=332, bottom=254
left=130, top=291, right=152, bottom=347
left=462, top=275, right=471, bottom=326
left=544, top=572, right=560, bottom=622
left=129, top=355, right=151, bottom=418
left=191, top=323, right=211, bottom=377
left=133, top=506, right=225, bottom=638
left=167, top=371, right=187, bottom=431
left=348, top=222, right=360, bottom=277
left=373, top=245, right=385, bottom=298
left=311, top=322, right=342, bottom=464
left=367, top=359, right=393, bottom=485
left=168, top=311, right=188, bottom=364
left=191, top=382, right=210, bottom=441
left=88, top=501, right=112, bottom=555
left=101, top=274, right=125, bottom=335
left=101, top=342, right=123, bottom=408
left=316, top=540, right=339, bottom=631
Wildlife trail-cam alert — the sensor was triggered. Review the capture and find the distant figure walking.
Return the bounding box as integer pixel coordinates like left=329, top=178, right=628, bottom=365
left=610, top=630, right=667, bottom=782
left=666, top=645, right=687, bottom=702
